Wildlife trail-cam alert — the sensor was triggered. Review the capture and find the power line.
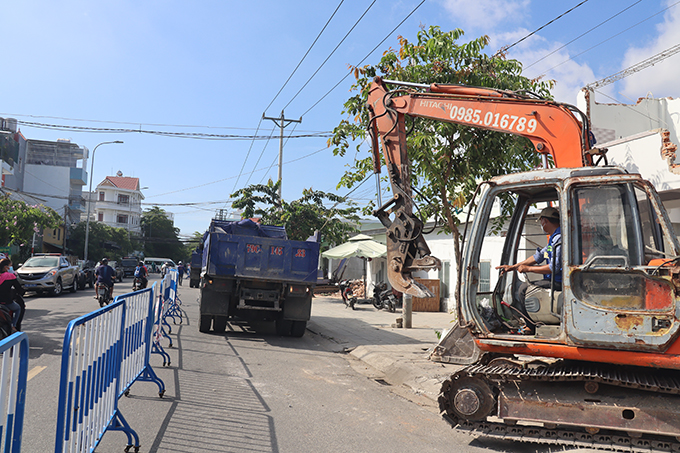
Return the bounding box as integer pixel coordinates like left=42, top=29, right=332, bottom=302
left=524, top=1, right=642, bottom=71
left=16, top=120, right=331, bottom=140
left=147, top=145, right=329, bottom=198
left=282, top=0, right=378, bottom=111
left=541, top=0, right=680, bottom=76
left=301, top=0, right=427, bottom=117
left=495, top=0, right=590, bottom=56
left=264, top=1, right=345, bottom=114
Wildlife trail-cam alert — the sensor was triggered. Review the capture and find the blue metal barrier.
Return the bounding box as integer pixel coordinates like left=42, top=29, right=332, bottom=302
left=54, top=300, right=131, bottom=453
left=117, top=284, right=165, bottom=398
left=55, top=283, right=165, bottom=453
left=0, top=332, right=29, bottom=453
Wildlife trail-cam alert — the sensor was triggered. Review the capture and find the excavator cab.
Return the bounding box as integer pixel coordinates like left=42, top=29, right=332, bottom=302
left=457, top=167, right=680, bottom=354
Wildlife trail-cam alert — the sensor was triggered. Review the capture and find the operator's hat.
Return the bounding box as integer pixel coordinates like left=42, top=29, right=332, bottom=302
left=539, top=206, right=560, bottom=221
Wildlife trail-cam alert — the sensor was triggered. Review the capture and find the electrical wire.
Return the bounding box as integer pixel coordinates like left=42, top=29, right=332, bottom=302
left=301, top=0, right=427, bottom=117
left=495, top=0, right=590, bottom=56
left=541, top=0, right=680, bottom=76
left=282, top=0, right=378, bottom=111
left=524, top=1, right=642, bottom=71
left=264, top=0, right=345, bottom=114
left=16, top=120, right=331, bottom=140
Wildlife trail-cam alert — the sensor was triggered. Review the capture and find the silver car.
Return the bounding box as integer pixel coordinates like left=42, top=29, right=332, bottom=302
left=16, top=255, right=78, bottom=296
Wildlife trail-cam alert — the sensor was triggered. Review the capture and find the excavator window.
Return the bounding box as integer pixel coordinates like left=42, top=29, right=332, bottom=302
left=570, top=183, right=674, bottom=311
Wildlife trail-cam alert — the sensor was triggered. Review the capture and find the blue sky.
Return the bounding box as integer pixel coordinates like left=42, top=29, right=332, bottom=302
left=2, top=0, right=679, bottom=237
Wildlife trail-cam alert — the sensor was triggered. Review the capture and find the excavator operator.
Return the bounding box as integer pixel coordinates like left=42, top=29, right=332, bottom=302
left=496, top=206, right=562, bottom=331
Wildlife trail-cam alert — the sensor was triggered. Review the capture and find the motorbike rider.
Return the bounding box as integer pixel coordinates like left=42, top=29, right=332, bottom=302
left=94, top=257, right=115, bottom=300
left=134, top=261, right=148, bottom=289
left=161, top=261, right=169, bottom=278
left=0, top=258, right=23, bottom=329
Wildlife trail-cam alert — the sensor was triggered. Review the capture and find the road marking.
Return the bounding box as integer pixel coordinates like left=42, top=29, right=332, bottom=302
left=27, top=366, right=46, bottom=382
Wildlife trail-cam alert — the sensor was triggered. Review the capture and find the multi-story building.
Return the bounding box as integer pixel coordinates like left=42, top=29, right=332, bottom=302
left=0, top=118, right=20, bottom=189
left=0, top=118, right=87, bottom=227
left=86, top=172, right=145, bottom=235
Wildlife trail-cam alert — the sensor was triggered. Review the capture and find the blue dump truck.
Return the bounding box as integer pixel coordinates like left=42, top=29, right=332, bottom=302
left=199, top=219, right=320, bottom=337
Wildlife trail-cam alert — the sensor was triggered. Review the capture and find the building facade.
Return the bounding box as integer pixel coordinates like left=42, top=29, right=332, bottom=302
left=86, top=172, right=145, bottom=235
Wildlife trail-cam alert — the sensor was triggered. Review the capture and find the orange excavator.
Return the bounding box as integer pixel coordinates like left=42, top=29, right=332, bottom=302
left=368, top=76, right=680, bottom=450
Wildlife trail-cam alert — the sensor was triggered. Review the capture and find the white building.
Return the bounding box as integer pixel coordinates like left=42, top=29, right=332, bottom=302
left=86, top=171, right=145, bottom=235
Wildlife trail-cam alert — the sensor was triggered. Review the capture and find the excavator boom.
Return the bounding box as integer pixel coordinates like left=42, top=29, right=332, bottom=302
left=367, top=76, right=597, bottom=297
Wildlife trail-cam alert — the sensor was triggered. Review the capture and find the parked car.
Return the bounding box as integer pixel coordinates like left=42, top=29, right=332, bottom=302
left=109, top=261, right=124, bottom=282
left=76, top=260, right=95, bottom=290
left=16, top=254, right=79, bottom=296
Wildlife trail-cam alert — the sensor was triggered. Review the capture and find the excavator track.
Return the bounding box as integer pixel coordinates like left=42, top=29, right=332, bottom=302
left=439, top=361, right=680, bottom=452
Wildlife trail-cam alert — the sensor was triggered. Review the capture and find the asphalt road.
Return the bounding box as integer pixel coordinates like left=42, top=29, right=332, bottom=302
left=18, top=274, right=551, bottom=453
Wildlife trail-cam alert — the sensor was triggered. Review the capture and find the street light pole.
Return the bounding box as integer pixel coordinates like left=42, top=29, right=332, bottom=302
left=84, top=140, right=123, bottom=263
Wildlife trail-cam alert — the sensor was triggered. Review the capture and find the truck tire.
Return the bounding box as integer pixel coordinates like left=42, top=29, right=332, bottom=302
left=213, top=316, right=228, bottom=334
left=70, top=280, right=77, bottom=293
left=290, top=321, right=307, bottom=338
left=275, top=319, right=292, bottom=336
left=199, top=315, right=212, bottom=333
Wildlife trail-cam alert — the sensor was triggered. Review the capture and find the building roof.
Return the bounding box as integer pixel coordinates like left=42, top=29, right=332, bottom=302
left=100, top=176, right=139, bottom=191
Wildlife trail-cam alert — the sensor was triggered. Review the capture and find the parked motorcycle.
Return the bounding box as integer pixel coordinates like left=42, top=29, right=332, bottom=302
left=338, top=279, right=357, bottom=310
left=97, top=283, right=112, bottom=308
left=372, top=282, right=398, bottom=313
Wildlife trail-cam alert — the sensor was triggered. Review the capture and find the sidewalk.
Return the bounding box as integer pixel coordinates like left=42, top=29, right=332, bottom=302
left=308, top=294, right=463, bottom=408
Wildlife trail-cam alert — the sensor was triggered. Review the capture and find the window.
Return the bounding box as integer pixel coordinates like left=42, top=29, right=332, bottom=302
left=98, top=212, right=103, bottom=222
left=118, top=194, right=129, bottom=205
left=99, top=192, right=105, bottom=201
left=117, top=214, right=129, bottom=224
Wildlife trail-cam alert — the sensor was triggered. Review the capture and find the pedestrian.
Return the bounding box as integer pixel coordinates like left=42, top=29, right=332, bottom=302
left=177, top=261, right=184, bottom=285
left=0, top=258, right=24, bottom=329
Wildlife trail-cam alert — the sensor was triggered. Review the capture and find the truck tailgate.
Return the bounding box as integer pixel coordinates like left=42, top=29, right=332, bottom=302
left=204, top=232, right=319, bottom=284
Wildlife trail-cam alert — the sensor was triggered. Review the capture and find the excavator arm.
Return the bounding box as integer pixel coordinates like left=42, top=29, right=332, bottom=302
left=367, top=76, right=599, bottom=297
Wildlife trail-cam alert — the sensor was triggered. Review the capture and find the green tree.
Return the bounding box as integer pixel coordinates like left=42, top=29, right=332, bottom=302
left=330, top=26, right=553, bottom=270
left=0, top=195, right=62, bottom=259
left=231, top=180, right=360, bottom=244
left=69, top=221, right=134, bottom=262
left=141, top=206, right=185, bottom=261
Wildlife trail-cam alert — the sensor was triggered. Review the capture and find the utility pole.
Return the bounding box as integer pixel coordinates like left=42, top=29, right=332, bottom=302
left=262, top=110, right=301, bottom=199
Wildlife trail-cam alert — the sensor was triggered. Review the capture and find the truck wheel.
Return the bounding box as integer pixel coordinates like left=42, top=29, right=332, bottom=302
left=52, top=279, right=63, bottom=297
left=213, top=316, right=228, bottom=334
left=290, top=321, right=307, bottom=338
left=199, top=315, right=212, bottom=333
left=275, top=319, right=292, bottom=336
left=70, top=280, right=77, bottom=293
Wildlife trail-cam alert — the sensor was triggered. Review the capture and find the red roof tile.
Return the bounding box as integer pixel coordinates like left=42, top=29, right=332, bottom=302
left=104, top=176, right=139, bottom=190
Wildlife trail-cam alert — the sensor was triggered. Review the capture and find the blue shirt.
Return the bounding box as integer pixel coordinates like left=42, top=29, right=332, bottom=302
left=96, top=265, right=115, bottom=286
left=532, top=227, right=562, bottom=283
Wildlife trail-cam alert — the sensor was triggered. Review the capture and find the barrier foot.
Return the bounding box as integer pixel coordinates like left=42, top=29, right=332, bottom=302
left=151, top=342, right=171, bottom=367
left=134, top=365, right=166, bottom=398
left=108, top=411, right=140, bottom=452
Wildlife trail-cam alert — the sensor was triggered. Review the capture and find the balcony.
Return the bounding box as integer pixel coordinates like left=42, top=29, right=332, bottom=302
left=70, top=167, right=87, bottom=185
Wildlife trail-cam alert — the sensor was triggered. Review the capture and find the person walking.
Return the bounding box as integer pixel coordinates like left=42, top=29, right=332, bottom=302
left=177, top=261, right=184, bottom=285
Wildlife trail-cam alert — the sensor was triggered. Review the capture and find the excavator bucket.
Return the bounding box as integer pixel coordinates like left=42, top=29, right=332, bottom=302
left=430, top=322, right=482, bottom=365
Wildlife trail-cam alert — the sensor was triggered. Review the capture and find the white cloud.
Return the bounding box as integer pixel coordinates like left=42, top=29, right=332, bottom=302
left=492, top=31, right=596, bottom=105
left=620, top=1, right=680, bottom=99
left=439, top=0, right=530, bottom=30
